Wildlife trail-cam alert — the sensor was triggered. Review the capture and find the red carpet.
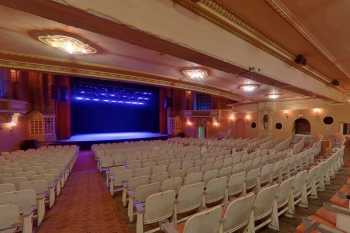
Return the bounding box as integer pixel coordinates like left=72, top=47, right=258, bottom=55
left=38, top=151, right=129, bottom=233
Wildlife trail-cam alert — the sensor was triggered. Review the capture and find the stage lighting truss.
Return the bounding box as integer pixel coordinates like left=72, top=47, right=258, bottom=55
left=73, top=85, right=153, bottom=106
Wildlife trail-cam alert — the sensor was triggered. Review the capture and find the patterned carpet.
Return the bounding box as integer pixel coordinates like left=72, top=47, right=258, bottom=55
left=38, top=151, right=129, bottom=233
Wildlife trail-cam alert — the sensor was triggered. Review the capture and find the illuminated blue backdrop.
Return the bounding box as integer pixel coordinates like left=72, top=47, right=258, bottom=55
left=71, top=78, right=160, bottom=134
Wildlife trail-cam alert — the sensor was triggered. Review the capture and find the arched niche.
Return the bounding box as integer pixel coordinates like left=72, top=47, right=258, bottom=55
left=294, top=118, right=311, bottom=135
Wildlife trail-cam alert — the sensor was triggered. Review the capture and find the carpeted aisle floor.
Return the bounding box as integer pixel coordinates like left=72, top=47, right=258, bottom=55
left=38, top=150, right=129, bottom=233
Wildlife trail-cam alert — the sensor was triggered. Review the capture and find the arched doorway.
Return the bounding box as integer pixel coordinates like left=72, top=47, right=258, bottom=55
left=294, top=118, right=311, bottom=135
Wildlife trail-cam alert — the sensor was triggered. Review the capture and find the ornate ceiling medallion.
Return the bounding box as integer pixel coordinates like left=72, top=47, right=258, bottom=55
left=38, top=35, right=97, bottom=55
left=182, top=68, right=209, bottom=81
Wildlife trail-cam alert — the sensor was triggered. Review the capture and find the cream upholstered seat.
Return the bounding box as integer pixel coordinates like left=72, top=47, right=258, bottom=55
left=1, top=177, right=27, bottom=190
left=292, top=170, right=309, bottom=211
left=245, top=168, right=260, bottom=191
left=259, top=163, right=274, bottom=188
left=0, top=204, right=20, bottom=233
left=227, top=171, right=246, bottom=199
left=219, top=166, right=232, bottom=178
left=175, top=205, right=223, bottom=233
left=161, top=177, right=182, bottom=192
left=136, top=190, right=176, bottom=233
left=222, top=192, right=255, bottom=233
left=109, top=167, right=131, bottom=195
left=128, top=182, right=160, bottom=222
left=0, top=190, right=36, bottom=233
left=18, top=180, right=49, bottom=225
left=175, top=182, right=204, bottom=224
left=204, top=176, right=227, bottom=206
left=184, top=172, right=202, bottom=185
left=251, top=184, right=279, bottom=232
left=0, top=184, right=15, bottom=194
left=134, top=167, right=152, bottom=178
left=203, top=169, right=218, bottom=184
left=276, top=177, right=294, bottom=220
left=122, top=176, right=149, bottom=207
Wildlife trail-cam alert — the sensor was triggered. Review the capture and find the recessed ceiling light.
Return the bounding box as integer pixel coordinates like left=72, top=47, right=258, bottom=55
left=239, top=84, right=259, bottom=92
left=267, top=93, right=280, bottom=99
left=38, top=35, right=97, bottom=55
left=182, top=68, right=208, bottom=81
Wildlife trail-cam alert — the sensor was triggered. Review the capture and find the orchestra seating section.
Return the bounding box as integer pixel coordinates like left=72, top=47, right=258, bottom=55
left=92, top=135, right=346, bottom=233
left=0, top=145, right=78, bottom=233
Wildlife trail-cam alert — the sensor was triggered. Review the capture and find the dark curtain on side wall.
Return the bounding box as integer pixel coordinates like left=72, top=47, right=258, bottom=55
left=71, top=77, right=160, bottom=134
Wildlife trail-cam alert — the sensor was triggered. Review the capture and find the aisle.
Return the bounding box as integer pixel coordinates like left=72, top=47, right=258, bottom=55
left=38, top=151, right=129, bottom=233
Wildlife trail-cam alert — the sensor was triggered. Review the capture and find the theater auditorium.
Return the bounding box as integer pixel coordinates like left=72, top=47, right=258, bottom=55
left=1, top=1, right=350, bottom=233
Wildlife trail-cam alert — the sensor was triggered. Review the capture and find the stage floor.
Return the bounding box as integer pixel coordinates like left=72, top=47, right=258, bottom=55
left=59, top=132, right=168, bottom=143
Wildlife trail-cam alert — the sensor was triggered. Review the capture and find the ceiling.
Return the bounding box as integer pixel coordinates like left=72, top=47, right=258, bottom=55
left=0, top=4, right=306, bottom=103
left=212, top=0, right=350, bottom=90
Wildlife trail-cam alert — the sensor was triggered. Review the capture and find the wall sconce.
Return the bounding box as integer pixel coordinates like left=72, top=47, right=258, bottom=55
left=185, top=118, right=193, bottom=126
left=245, top=114, right=252, bottom=121
left=1, top=113, right=20, bottom=130
left=312, top=108, right=322, bottom=115
left=228, top=113, right=236, bottom=122
left=212, top=119, right=220, bottom=127
left=283, top=110, right=290, bottom=118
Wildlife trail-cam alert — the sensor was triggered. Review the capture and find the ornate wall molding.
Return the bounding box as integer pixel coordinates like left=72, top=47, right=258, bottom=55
left=264, top=0, right=350, bottom=80
left=175, top=0, right=344, bottom=90
left=0, top=51, right=243, bottom=102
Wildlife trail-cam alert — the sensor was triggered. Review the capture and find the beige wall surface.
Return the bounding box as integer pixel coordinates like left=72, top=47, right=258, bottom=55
left=182, top=98, right=350, bottom=139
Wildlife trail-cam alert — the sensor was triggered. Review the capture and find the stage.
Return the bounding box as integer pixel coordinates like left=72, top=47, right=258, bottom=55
left=53, top=132, right=168, bottom=149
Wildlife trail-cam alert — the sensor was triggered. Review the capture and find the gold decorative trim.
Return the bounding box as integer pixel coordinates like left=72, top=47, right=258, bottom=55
left=264, top=0, right=350, bottom=80
left=175, top=0, right=345, bottom=91
left=0, top=52, right=243, bottom=101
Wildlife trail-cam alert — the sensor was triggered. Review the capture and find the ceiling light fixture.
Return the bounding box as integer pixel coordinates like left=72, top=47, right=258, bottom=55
left=239, top=84, right=259, bottom=92
left=267, top=93, right=280, bottom=99
left=38, top=35, right=97, bottom=55
left=182, top=68, right=208, bottom=81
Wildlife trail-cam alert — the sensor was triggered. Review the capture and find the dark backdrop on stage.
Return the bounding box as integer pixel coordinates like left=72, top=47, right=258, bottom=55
left=71, top=77, right=160, bottom=134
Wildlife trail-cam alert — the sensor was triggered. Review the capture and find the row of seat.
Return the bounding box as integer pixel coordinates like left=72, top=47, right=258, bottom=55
left=122, top=145, right=339, bottom=225
left=94, top=136, right=277, bottom=171
left=0, top=145, right=78, bottom=233
left=133, top=146, right=344, bottom=233
left=296, top=147, right=350, bottom=233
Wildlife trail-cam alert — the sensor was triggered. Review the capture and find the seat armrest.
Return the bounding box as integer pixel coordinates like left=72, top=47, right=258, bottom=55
left=135, top=203, right=144, bottom=213
left=128, top=190, right=135, bottom=196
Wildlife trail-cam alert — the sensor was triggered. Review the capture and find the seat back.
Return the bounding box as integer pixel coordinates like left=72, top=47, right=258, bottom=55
left=16, top=189, right=37, bottom=216
left=161, top=177, right=182, bottom=192
left=135, top=182, right=160, bottom=202
left=183, top=205, right=222, bottom=233
left=203, top=169, right=218, bottom=184
left=184, top=172, right=202, bottom=185
left=277, top=177, right=294, bottom=207
left=2, top=177, right=27, bottom=189
left=227, top=172, right=246, bottom=196
left=254, top=184, right=278, bottom=221
left=151, top=172, right=169, bottom=183
left=128, top=176, right=149, bottom=191
left=110, top=167, right=131, bottom=186
left=144, top=190, right=176, bottom=224
left=177, top=182, right=204, bottom=214
left=223, top=193, right=255, bottom=233
left=246, top=168, right=260, bottom=189
left=0, top=204, right=20, bottom=232
left=0, top=184, right=15, bottom=194
left=133, top=167, right=151, bottom=177
left=219, top=166, right=232, bottom=177
left=293, top=171, right=307, bottom=195
left=205, top=176, right=227, bottom=204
